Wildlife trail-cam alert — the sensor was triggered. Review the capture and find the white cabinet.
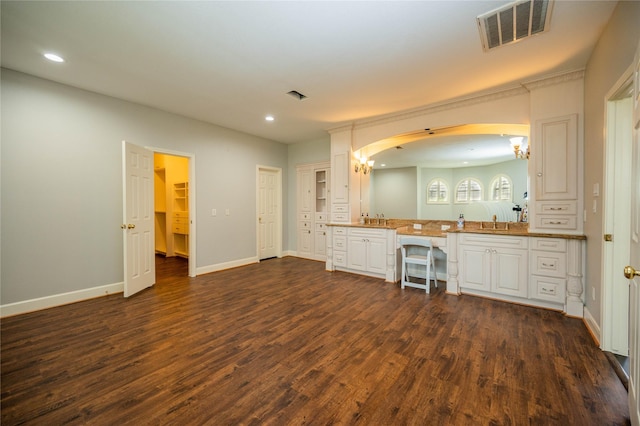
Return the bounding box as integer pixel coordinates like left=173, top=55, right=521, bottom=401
left=347, top=235, right=386, bottom=274
left=529, top=237, right=567, bottom=304
left=328, top=226, right=392, bottom=279
left=532, top=114, right=580, bottom=232
left=331, top=151, right=349, bottom=204
left=296, top=162, right=330, bottom=261
left=459, top=234, right=529, bottom=298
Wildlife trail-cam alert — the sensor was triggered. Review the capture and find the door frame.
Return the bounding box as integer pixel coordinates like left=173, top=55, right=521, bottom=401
left=150, top=146, right=196, bottom=278
left=256, top=165, right=283, bottom=260
left=602, top=67, right=634, bottom=355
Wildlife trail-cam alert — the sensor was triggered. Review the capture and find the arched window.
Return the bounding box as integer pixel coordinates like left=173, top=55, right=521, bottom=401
left=490, top=174, right=512, bottom=201
left=455, top=178, right=483, bottom=203
left=426, top=178, right=449, bottom=204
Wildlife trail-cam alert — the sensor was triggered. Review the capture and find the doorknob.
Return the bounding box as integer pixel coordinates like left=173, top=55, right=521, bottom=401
left=624, top=265, right=640, bottom=279
left=127, top=224, right=135, bottom=229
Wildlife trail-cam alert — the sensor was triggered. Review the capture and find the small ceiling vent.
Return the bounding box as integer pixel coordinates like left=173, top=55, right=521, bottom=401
left=477, top=0, right=553, bottom=51
left=287, top=90, right=307, bottom=100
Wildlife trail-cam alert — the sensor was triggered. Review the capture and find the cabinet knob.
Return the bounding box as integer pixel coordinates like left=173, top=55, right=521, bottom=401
left=537, top=173, right=543, bottom=177
left=127, top=224, right=135, bottom=229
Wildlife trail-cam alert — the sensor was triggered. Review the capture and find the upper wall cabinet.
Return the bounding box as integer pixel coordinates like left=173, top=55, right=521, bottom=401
left=532, top=114, right=580, bottom=233
left=534, top=114, right=578, bottom=201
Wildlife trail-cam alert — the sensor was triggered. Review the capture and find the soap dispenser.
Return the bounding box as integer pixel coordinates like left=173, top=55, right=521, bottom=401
left=457, top=214, right=465, bottom=229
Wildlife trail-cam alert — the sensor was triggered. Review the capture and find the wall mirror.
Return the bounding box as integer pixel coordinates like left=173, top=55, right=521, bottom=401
left=364, top=124, right=530, bottom=221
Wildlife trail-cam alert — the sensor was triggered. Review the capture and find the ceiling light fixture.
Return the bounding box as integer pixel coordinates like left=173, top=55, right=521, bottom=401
left=510, top=136, right=529, bottom=160
left=44, top=53, right=64, bottom=63
left=265, top=115, right=275, bottom=122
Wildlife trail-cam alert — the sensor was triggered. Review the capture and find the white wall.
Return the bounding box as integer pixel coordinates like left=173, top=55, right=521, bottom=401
left=1, top=69, right=288, bottom=305
left=583, top=1, right=640, bottom=327
left=370, top=167, right=418, bottom=219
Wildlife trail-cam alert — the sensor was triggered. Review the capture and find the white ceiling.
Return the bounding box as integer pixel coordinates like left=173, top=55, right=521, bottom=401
left=1, top=0, right=616, bottom=152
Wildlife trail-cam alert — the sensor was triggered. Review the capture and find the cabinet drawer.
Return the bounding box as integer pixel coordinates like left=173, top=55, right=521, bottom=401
left=333, top=251, right=347, bottom=267
left=300, top=212, right=312, bottom=221
left=530, top=251, right=566, bottom=278
left=299, top=221, right=312, bottom=229
left=535, top=201, right=577, bottom=215
left=530, top=275, right=566, bottom=304
left=174, top=211, right=189, bottom=218
left=458, top=234, right=528, bottom=249
left=173, top=224, right=189, bottom=234
left=173, top=217, right=189, bottom=225
left=334, top=236, right=347, bottom=250
left=535, top=216, right=577, bottom=230
left=531, top=238, right=566, bottom=252
left=333, top=205, right=349, bottom=213
left=315, top=213, right=328, bottom=222
left=332, top=213, right=349, bottom=222
left=333, top=227, right=347, bottom=236
left=348, top=228, right=387, bottom=238
left=316, top=222, right=327, bottom=231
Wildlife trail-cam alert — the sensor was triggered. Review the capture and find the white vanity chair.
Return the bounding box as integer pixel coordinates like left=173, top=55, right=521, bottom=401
left=400, top=236, right=438, bottom=293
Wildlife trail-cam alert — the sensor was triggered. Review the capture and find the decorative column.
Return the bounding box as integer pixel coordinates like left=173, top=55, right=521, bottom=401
left=325, top=227, right=334, bottom=272
left=446, top=233, right=461, bottom=295
left=565, top=238, right=584, bottom=317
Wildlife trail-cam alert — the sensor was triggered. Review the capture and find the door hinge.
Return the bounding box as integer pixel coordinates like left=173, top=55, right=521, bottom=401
left=604, top=234, right=613, bottom=242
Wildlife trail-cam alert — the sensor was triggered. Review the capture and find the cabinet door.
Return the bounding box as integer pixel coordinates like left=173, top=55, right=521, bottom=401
left=347, top=237, right=367, bottom=271
left=460, top=245, right=491, bottom=291
left=315, top=230, right=327, bottom=257
left=298, top=168, right=313, bottom=212
left=492, top=248, right=529, bottom=297
left=331, top=151, right=349, bottom=203
left=535, top=114, right=578, bottom=200
left=366, top=237, right=387, bottom=274
left=298, top=229, right=312, bottom=256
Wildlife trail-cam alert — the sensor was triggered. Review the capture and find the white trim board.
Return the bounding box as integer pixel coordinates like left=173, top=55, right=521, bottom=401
left=0, top=282, right=124, bottom=318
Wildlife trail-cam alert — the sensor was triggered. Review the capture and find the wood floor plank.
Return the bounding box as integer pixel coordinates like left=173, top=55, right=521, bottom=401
left=1, top=256, right=630, bottom=425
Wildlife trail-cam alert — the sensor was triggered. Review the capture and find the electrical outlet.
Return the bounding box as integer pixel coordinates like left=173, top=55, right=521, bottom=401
left=441, top=225, right=451, bottom=231
left=212, top=209, right=217, bottom=216
left=592, top=287, right=596, bottom=301
left=413, top=223, right=422, bottom=230
left=225, top=209, right=230, bottom=216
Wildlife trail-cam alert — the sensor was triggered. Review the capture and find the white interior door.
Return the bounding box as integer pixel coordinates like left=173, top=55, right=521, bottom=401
left=627, top=40, right=640, bottom=426
left=603, top=87, right=632, bottom=355
left=258, top=167, right=279, bottom=260
left=122, top=141, right=155, bottom=297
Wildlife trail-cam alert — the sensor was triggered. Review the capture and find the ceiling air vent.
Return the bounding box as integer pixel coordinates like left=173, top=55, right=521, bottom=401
left=287, top=90, right=307, bottom=100
left=477, top=0, right=553, bottom=51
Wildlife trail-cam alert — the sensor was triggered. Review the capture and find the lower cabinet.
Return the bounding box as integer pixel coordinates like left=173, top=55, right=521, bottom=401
left=347, top=234, right=386, bottom=274
left=459, top=234, right=529, bottom=299
left=328, top=226, right=391, bottom=279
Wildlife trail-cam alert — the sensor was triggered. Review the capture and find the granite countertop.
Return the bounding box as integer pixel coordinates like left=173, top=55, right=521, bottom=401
left=327, top=220, right=586, bottom=240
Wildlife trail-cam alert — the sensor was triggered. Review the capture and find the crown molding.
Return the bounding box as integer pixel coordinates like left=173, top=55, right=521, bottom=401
left=326, top=69, right=585, bottom=134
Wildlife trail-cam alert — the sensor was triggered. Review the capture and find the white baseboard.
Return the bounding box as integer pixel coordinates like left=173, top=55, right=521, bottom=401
left=0, top=282, right=124, bottom=318
left=583, top=306, right=601, bottom=346
left=196, top=256, right=259, bottom=276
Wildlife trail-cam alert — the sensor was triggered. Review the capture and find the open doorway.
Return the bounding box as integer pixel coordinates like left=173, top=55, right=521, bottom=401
left=153, top=149, right=196, bottom=278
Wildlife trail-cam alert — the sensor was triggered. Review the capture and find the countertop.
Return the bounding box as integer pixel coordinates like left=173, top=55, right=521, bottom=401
left=327, top=221, right=586, bottom=240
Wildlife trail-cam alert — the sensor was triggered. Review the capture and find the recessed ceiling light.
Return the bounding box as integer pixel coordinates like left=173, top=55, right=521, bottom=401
left=44, top=53, right=64, bottom=63
left=265, top=115, right=274, bottom=122
left=381, top=164, right=386, bottom=167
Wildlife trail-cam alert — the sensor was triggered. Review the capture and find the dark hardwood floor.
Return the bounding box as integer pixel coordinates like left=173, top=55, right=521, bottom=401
left=1, top=256, right=629, bottom=425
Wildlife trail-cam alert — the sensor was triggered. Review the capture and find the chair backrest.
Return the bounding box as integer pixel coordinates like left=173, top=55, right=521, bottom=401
left=399, top=236, right=433, bottom=250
